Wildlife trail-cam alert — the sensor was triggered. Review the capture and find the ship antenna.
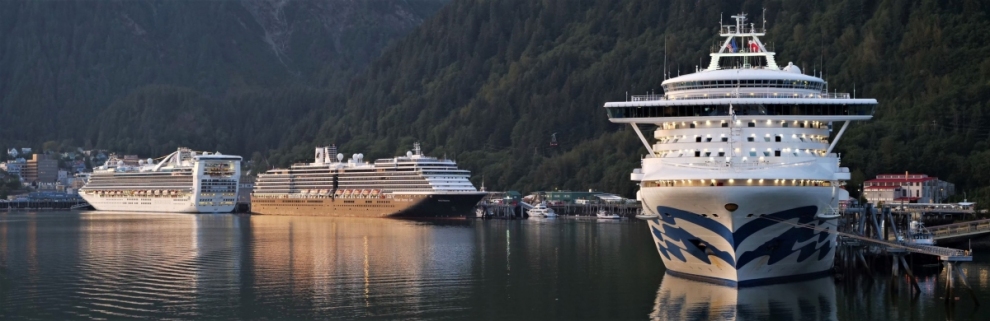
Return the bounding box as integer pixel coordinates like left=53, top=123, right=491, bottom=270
left=663, top=36, right=667, bottom=80
left=762, top=7, right=766, bottom=32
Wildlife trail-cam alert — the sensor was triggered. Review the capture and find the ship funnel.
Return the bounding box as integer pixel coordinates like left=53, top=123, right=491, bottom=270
left=315, top=147, right=325, bottom=164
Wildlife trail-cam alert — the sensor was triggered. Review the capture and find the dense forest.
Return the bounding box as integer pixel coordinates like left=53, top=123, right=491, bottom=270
left=290, top=0, right=990, bottom=203
left=4, top=0, right=990, bottom=206
left=0, top=0, right=446, bottom=150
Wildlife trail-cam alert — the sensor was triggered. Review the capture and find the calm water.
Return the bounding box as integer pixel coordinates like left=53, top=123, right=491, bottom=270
left=0, top=212, right=988, bottom=320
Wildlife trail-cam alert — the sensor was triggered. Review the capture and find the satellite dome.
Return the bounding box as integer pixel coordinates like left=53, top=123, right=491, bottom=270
left=337, top=153, right=344, bottom=161
left=147, top=158, right=153, bottom=164
left=783, top=61, right=801, bottom=74
left=406, top=151, right=413, bottom=157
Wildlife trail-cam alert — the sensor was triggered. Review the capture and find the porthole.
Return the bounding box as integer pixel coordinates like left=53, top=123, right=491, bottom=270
left=724, top=203, right=739, bottom=211
left=746, top=213, right=754, bottom=218
left=712, top=214, right=719, bottom=218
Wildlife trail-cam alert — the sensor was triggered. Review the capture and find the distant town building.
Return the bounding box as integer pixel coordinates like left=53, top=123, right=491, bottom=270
left=20, top=148, right=32, bottom=154
left=22, top=154, right=58, bottom=183
left=71, top=160, right=86, bottom=173
left=7, top=148, right=18, bottom=158
left=0, top=158, right=26, bottom=179
left=863, top=173, right=954, bottom=205
left=534, top=190, right=632, bottom=205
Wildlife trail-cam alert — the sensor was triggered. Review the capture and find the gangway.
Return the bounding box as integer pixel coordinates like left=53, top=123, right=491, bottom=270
left=927, top=218, right=990, bottom=241
left=760, top=215, right=972, bottom=261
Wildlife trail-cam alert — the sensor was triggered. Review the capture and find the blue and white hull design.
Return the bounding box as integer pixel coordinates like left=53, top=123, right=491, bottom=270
left=642, top=186, right=837, bottom=286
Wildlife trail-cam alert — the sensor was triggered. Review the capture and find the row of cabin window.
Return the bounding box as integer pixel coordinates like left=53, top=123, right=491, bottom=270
left=662, top=79, right=826, bottom=92
left=664, top=121, right=827, bottom=129
left=657, top=135, right=827, bottom=144
left=656, top=149, right=826, bottom=158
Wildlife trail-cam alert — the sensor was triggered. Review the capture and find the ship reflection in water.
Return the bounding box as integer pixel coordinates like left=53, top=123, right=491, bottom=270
left=652, top=275, right=837, bottom=321
left=2, top=212, right=989, bottom=319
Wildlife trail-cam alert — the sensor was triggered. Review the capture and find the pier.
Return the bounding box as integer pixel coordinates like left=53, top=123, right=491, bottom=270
left=831, top=204, right=980, bottom=309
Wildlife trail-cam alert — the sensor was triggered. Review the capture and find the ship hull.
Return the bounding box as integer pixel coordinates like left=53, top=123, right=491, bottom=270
left=79, top=194, right=235, bottom=213
left=641, top=185, right=837, bottom=286
left=251, top=193, right=486, bottom=218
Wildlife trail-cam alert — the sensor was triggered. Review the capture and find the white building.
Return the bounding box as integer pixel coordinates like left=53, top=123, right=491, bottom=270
left=863, top=173, right=954, bottom=205
left=7, top=148, right=18, bottom=158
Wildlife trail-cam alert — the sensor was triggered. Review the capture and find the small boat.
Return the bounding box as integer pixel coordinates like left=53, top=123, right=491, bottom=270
left=596, top=209, right=621, bottom=219
left=899, top=220, right=935, bottom=245
left=529, top=202, right=557, bottom=218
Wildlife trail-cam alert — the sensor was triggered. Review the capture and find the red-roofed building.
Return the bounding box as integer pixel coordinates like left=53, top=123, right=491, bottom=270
left=863, top=173, right=954, bottom=205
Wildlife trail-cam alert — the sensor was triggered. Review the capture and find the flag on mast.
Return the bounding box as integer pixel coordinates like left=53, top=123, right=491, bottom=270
left=728, top=38, right=737, bottom=53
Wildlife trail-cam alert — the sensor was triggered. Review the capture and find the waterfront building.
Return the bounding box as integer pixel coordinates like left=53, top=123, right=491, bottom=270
left=22, top=154, right=58, bottom=183
left=863, top=173, right=954, bottom=204
left=532, top=190, right=630, bottom=205
left=7, top=148, right=18, bottom=158
left=604, top=14, right=876, bottom=285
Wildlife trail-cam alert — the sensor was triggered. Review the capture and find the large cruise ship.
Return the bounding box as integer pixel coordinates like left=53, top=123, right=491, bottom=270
left=80, top=148, right=242, bottom=213
left=251, top=143, right=486, bottom=217
left=604, top=14, right=876, bottom=286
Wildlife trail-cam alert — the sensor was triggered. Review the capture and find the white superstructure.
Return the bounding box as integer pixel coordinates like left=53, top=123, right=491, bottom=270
left=605, top=14, right=876, bottom=286
left=80, top=148, right=242, bottom=213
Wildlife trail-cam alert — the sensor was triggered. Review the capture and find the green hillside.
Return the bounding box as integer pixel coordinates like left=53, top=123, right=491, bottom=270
left=4, top=0, right=990, bottom=206
left=0, top=0, right=446, bottom=152
left=293, top=0, right=990, bottom=203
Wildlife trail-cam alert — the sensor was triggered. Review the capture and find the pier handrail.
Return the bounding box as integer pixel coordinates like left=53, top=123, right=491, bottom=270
left=928, top=219, right=990, bottom=238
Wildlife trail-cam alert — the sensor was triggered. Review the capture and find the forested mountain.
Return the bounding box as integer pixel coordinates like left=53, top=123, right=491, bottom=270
left=4, top=0, right=990, bottom=206
left=288, top=0, right=990, bottom=203
left=0, top=0, right=446, bottom=151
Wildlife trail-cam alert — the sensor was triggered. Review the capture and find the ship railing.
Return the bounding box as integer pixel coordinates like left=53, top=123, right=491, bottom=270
left=630, top=92, right=852, bottom=102
left=720, top=25, right=766, bottom=35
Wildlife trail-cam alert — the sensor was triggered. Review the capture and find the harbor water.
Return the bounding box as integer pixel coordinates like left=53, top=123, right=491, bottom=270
left=1, top=211, right=989, bottom=320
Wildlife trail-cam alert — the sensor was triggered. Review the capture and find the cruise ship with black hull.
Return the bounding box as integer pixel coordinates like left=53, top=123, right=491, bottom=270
left=604, top=14, right=876, bottom=286
left=251, top=143, right=486, bottom=218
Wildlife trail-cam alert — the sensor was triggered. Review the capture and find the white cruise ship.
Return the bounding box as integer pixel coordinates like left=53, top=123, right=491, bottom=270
left=604, top=14, right=876, bottom=286
left=80, top=148, right=242, bottom=213
left=251, top=143, right=486, bottom=217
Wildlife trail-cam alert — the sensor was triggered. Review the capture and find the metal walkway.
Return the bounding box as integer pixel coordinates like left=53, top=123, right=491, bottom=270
left=928, top=218, right=990, bottom=241
left=760, top=215, right=972, bottom=261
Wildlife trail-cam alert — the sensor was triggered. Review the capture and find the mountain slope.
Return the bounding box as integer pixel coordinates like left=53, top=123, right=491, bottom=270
left=0, top=0, right=446, bottom=151
left=297, top=0, right=990, bottom=202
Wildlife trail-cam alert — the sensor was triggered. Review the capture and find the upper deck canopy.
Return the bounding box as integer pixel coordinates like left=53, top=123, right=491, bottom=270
left=662, top=68, right=821, bottom=85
